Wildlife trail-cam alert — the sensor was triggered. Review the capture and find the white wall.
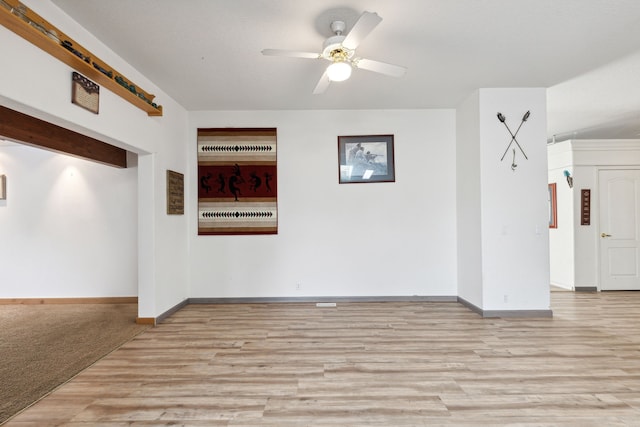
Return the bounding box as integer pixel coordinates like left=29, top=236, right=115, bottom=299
left=0, top=1, right=559, bottom=315
left=0, top=1, right=189, bottom=317
left=0, top=142, right=137, bottom=297
left=188, top=110, right=458, bottom=298
left=573, top=141, right=640, bottom=290
left=548, top=139, right=640, bottom=290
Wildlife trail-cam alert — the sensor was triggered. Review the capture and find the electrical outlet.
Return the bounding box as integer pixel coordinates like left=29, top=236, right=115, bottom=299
left=503, top=294, right=509, bottom=303
left=296, top=283, right=301, bottom=291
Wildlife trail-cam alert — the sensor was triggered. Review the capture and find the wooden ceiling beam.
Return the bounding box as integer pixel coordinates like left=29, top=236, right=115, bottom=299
left=0, top=105, right=127, bottom=168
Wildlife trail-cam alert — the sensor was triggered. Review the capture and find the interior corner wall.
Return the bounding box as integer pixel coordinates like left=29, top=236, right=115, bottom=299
left=478, top=88, right=550, bottom=311
left=547, top=141, right=575, bottom=289
left=571, top=163, right=598, bottom=288
left=137, top=153, right=156, bottom=315
left=0, top=142, right=137, bottom=297
left=456, top=88, right=550, bottom=312
left=188, top=109, right=458, bottom=299
left=456, top=90, right=483, bottom=307
left=0, top=1, right=190, bottom=317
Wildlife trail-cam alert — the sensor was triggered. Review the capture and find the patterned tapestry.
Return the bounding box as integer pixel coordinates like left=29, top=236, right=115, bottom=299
left=197, top=128, right=277, bottom=235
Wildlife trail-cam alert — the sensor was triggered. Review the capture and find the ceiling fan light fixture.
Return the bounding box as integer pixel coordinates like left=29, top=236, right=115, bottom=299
left=327, top=61, right=352, bottom=82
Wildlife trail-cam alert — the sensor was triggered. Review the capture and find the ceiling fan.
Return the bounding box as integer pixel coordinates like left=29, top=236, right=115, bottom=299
left=261, top=11, right=407, bottom=94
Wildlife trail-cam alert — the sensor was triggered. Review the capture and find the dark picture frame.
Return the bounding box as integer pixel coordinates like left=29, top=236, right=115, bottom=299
left=548, top=183, right=557, bottom=229
left=166, top=170, right=184, bottom=215
left=338, top=134, right=395, bottom=183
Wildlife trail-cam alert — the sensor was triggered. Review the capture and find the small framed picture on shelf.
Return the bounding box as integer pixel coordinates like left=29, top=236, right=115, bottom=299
left=338, top=134, right=395, bottom=184
left=71, top=72, right=99, bottom=114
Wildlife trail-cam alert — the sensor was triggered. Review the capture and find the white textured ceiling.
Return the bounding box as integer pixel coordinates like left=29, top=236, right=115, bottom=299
left=49, top=0, right=640, bottom=141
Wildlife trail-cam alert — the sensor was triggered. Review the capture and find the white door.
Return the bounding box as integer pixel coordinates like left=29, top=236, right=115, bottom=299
left=599, top=169, right=640, bottom=290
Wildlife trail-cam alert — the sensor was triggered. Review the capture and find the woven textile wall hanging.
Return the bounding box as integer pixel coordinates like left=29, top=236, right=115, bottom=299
left=197, top=128, right=278, bottom=235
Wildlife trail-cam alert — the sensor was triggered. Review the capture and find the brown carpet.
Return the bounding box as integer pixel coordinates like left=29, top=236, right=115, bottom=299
left=0, top=303, right=149, bottom=424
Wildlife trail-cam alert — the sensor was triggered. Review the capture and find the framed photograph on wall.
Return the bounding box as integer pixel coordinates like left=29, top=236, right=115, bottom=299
left=338, top=134, right=395, bottom=184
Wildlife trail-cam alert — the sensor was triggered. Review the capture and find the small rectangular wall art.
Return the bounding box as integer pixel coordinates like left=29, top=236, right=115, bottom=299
left=166, top=170, right=184, bottom=215
left=581, top=189, right=591, bottom=225
left=71, top=72, right=99, bottom=114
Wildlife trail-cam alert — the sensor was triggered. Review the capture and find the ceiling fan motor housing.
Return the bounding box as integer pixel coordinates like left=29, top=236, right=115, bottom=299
left=330, top=20, right=346, bottom=34
left=322, top=21, right=354, bottom=61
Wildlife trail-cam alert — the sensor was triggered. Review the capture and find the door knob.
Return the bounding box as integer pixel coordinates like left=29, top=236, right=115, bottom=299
left=601, top=233, right=612, bottom=238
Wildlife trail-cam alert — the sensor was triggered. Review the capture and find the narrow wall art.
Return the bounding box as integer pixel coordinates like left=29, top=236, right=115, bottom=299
left=548, top=183, right=557, bottom=229
left=0, top=174, right=5, bottom=200
left=197, top=128, right=277, bottom=235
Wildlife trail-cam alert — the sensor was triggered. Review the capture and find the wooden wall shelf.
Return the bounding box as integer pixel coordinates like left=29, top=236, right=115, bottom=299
left=0, top=0, right=162, bottom=116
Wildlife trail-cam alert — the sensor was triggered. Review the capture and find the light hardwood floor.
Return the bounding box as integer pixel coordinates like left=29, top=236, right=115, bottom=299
left=6, top=291, right=640, bottom=426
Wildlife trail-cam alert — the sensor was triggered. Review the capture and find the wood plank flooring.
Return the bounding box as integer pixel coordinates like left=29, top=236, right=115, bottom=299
left=6, top=291, right=640, bottom=426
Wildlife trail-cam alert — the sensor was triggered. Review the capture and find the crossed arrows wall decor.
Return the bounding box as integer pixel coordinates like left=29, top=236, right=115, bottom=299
left=497, top=110, right=530, bottom=171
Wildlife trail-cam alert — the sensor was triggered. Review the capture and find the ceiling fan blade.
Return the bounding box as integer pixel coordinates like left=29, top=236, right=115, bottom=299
left=342, top=11, right=382, bottom=50
left=313, top=70, right=331, bottom=94
left=354, top=58, right=407, bottom=77
left=261, top=49, right=320, bottom=59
